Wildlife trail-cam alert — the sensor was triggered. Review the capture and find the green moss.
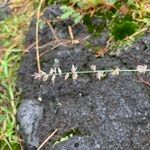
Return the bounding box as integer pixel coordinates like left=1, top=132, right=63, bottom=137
left=112, top=20, right=138, bottom=40
left=83, top=14, right=106, bottom=35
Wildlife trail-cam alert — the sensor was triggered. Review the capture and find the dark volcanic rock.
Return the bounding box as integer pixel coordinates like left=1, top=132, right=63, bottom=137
left=17, top=99, right=43, bottom=149
left=117, top=34, right=150, bottom=67
left=17, top=5, right=150, bottom=150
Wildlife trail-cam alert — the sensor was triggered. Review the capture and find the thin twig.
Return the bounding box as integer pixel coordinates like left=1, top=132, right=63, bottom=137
left=39, top=39, right=78, bottom=57
left=39, top=42, right=67, bottom=57
left=24, top=40, right=38, bottom=52
left=36, top=0, right=44, bottom=73
left=38, top=39, right=72, bottom=50
left=39, top=39, right=79, bottom=57
left=39, top=40, right=58, bottom=49
left=124, top=27, right=147, bottom=40
left=45, top=19, right=60, bottom=41
left=68, top=25, right=74, bottom=44
left=139, top=77, right=150, bottom=87
left=37, top=129, right=58, bottom=150
left=39, top=35, right=90, bottom=57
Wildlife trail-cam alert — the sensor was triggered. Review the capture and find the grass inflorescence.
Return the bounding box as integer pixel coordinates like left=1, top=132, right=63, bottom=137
left=32, top=65, right=150, bottom=83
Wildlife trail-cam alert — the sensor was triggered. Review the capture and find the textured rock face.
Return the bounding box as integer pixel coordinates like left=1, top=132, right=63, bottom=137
left=17, top=100, right=43, bottom=149
left=17, top=5, right=150, bottom=150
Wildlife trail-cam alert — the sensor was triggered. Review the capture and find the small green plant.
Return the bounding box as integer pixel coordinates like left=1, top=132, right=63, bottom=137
left=0, top=47, right=22, bottom=150
left=112, top=20, right=138, bottom=40
left=60, top=5, right=82, bottom=24
left=53, top=128, right=81, bottom=147
left=60, top=0, right=117, bottom=24
left=59, top=0, right=149, bottom=54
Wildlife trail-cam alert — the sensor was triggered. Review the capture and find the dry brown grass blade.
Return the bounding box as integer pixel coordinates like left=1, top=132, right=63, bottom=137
left=0, top=47, right=6, bottom=62
left=68, top=25, right=74, bottom=41
left=37, top=129, right=58, bottom=150
left=95, top=37, right=112, bottom=57
left=36, top=0, right=44, bottom=73
left=9, top=0, right=35, bottom=14
left=39, top=35, right=91, bottom=58
left=95, top=47, right=109, bottom=57
left=139, top=77, right=150, bottom=87
left=45, top=19, right=60, bottom=41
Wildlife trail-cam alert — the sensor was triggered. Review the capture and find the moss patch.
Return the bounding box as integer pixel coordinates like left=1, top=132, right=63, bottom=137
left=112, top=20, right=138, bottom=40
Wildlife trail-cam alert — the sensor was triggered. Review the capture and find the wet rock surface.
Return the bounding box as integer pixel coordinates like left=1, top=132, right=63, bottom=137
left=17, top=6, right=150, bottom=150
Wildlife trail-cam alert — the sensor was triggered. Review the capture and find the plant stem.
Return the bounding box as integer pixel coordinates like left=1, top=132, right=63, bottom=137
left=36, top=0, right=44, bottom=73
left=54, top=69, right=150, bottom=76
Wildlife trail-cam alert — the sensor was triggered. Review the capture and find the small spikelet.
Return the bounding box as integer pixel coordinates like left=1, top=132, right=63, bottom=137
left=49, top=68, right=54, bottom=76
left=40, top=70, right=47, bottom=76
left=53, top=67, right=57, bottom=73
left=71, top=65, right=77, bottom=73
left=65, top=73, right=70, bottom=80
left=51, top=75, right=56, bottom=83
left=71, top=65, right=78, bottom=81
left=96, top=71, right=104, bottom=80
left=58, top=67, right=62, bottom=76
left=72, top=72, right=78, bottom=81
left=32, top=72, right=42, bottom=80
left=90, top=65, right=96, bottom=71
left=111, top=67, right=120, bottom=76
left=43, top=74, right=49, bottom=82
left=136, top=65, right=147, bottom=74
left=32, top=71, right=47, bottom=80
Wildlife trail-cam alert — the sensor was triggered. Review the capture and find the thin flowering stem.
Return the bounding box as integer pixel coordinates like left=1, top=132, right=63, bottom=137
left=32, top=65, right=150, bottom=83
left=53, top=69, right=150, bottom=76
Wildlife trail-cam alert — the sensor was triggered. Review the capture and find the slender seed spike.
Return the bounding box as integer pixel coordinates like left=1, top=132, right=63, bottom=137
left=136, top=65, right=147, bottom=74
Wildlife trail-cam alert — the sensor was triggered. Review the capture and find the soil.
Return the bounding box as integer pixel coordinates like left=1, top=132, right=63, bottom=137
left=17, top=6, right=150, bottom=150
